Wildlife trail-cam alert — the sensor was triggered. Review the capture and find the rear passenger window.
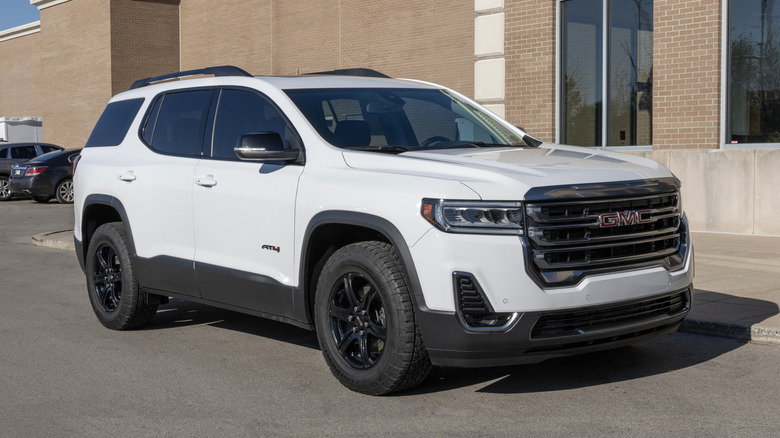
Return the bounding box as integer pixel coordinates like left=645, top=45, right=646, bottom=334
left=147, top=90, right=211, bottom=156
left=86, top=98, right=144, bottom=147
left=11, top=146, right=36, bottom=159
left=40, top=145, right=60, bottom=153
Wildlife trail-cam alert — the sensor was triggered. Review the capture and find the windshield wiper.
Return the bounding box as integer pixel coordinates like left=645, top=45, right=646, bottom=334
left=345, top=145, right=409, bottom=153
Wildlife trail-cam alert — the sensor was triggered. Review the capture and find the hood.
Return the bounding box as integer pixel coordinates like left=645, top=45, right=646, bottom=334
left=342, top=143, right=673, bottom=199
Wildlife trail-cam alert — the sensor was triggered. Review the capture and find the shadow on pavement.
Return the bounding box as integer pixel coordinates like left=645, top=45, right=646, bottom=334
left=148, top=298, right=320, bottom=350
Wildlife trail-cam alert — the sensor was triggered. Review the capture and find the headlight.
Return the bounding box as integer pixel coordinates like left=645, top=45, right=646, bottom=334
left=421, top=198, right=524, bottom=235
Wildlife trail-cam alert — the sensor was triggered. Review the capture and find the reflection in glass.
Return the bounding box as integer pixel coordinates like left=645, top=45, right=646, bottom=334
left=562, top=0, right=603, bottom=146
left=729, top=0, right=780, bottom=144
left=560, top=0, right=653, bottom=147
left=609, top=0, right=653, bottom=146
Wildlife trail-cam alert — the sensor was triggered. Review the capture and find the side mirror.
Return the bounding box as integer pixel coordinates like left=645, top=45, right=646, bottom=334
left=234, top=132, right=300, bottom=162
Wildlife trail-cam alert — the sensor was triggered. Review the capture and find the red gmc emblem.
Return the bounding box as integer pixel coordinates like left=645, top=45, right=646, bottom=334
left=599, top=210, right=652, bottom=228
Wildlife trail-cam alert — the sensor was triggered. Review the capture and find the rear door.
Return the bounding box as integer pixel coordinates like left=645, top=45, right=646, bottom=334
left=192, top=88, right=304, bottom=316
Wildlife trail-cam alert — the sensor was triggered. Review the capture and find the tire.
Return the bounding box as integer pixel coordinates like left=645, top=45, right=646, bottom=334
left=0, top=176, right=11, bottom=201
left=314, top=241, right=431, bottom=395
left=33, top=196, right=51, bottom=203
left=86, top=222, right=158, bottom=330
left=55, top=178, right=74, bottom=204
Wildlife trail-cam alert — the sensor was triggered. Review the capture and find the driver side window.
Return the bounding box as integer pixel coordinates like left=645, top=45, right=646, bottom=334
left=211, top=89, right=291, bottom=160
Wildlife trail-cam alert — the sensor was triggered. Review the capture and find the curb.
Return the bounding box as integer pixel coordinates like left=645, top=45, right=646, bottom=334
left=31, top=229, right=74, bottom=251
left=679, top=318, right=780, bottom=344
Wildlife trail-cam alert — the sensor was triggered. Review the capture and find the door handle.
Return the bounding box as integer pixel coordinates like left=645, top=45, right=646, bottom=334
left=117, top=171, right=136, bottom=182
left=195, top=176, right=217, bottom=187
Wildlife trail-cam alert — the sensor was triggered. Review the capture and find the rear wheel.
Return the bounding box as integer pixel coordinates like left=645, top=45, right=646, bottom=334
left=86, top=222, right=158, bottom=330
left=315, top=241, right=431, bottom=395
left=55, top=178, right=74, bottom=204
left=0, top=176, right=11, bottom=201
left=33, top=196, right=51, bottom=203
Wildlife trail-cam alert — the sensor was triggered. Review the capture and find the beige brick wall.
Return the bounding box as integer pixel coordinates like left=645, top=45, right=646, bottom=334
left=39, top=0, right=112, bottom=149
left=653, top=0, right=721, bottom=149
left=181, top=0, right=474, bottom=94
left=504, top=0, right=556, bottom=142
left=110, top=0, right=180, bottom=94
left=0, top=32, right=41, bottom=118
left=180, top=0, right=273, bottom=74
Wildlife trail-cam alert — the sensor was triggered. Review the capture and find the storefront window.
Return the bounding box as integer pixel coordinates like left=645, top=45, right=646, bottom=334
left=728, top=0, right=780, bottom=144
left=561, top=0, right=653, bottom=147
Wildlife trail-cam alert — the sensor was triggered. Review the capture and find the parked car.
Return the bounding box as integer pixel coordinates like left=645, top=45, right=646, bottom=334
left=0, top=143, right=64, bottom=201
left=74, top=66, right=693, bottom=395
left=8, top=149, right=80, bottom=204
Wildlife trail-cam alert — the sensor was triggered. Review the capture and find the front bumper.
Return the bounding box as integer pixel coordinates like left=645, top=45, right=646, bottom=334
left=416, top=285, right=692, bottom=367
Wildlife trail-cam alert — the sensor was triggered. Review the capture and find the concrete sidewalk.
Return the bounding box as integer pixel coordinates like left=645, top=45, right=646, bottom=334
left=33, top=229, right=780, bottom=344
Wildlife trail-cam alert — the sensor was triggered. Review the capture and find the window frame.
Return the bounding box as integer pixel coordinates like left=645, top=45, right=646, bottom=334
left=204, top=86, right=305, bottom=162
left=721, top=0, right=780, bottom=149
left=556, top=0, right=653, bottom=151
left=137, top=87, right=215, bottom=158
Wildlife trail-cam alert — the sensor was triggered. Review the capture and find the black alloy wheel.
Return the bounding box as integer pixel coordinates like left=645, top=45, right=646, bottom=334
left=86, top=222, right=158, bottom=330
left=315, top=241, right=431, bottom=395
left=92, top=243, right=123, bottom=313
left=328, top=272, right=388, bottom=369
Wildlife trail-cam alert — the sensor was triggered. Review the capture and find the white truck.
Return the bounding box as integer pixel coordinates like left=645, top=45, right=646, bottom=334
left=74, top=66, right=693, bottom=395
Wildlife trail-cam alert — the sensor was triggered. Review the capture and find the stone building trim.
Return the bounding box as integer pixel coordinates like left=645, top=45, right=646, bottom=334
left=474, top=0, right=505, bottom=118
left=0, top=21, right=40, bottom=43
left=31, top=0, right=72, bottom=10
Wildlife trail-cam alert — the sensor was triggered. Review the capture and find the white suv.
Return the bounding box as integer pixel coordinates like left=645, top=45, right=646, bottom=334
left=74, top=66, right=694, bottom=395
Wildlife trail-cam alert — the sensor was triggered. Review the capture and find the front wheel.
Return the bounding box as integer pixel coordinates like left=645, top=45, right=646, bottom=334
left=314, top=241, right=431, bottom=395
left=86, top=222, right=158, bottom=330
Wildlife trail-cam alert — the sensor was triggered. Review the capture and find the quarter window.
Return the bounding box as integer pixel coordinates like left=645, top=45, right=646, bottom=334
left=86, top=98, right=144, bottom=147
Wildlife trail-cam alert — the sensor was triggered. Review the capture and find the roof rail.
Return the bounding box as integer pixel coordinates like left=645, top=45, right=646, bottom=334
left=129, top=65, right=253, bottom=90
left=307, top=68, right=390, bottom=78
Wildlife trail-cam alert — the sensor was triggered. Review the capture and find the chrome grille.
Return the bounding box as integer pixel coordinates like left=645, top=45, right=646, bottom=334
left=524, top=179, right=686, bottom=287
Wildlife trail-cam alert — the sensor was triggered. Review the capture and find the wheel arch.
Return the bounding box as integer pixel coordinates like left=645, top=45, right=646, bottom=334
left=298, top=211, right=428, bottom=324
left=76, top=195, right=136, bottom=272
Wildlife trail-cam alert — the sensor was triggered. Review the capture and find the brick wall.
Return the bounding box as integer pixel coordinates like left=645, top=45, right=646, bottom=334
left=39, top=0, right=112, bottom=149
left=653, top=0, right=721, bottom=149
left=504, top=0, right=556, bottom=142
left=110, top=0, right=180, bottom=94
left=180, top=0, right=273, bottom=74
left=0, top=32, right=41, bottom=118
left=181, top=0, right=474, bottom=94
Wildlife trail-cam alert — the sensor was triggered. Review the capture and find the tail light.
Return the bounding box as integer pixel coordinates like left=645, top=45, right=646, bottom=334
left=73, top=154, right=82, bottom=174
left=26, top=166, right=48, bottom=176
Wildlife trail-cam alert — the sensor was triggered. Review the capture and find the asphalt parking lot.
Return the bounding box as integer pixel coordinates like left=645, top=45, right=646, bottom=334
left=2, top=199, right=779, bottom=437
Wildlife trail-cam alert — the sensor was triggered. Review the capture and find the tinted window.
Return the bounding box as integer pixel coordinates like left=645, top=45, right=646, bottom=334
left=85, top=98, right=144, bottom=147
left=0, top=148, right=7, bottom=159
left=142, top=96, right=163, bottom=144
left=11, top=145, right=37, bottom=159
left=211, top=89, right=291, bottom=159
left=40, top=145, right=61, bottom=153
left=149, top=90, right=211, bottom=156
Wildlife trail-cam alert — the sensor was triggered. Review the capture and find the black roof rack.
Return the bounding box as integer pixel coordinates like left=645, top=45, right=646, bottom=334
left=306, top=68, right=390, bottom=78
left=129, top=65, right=253, bottom=90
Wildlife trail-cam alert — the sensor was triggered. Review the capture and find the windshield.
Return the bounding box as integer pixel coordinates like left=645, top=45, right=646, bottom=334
left=285, top=88, right=525, bottom=150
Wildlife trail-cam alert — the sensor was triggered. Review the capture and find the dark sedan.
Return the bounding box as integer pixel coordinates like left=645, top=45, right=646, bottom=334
left=8, top=149, right=81, bottom=204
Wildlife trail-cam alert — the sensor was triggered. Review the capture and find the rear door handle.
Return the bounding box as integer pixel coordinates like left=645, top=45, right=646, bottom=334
left=118, top=171, right=136, bottom=182
left=195, top=176, right=217, bottom=187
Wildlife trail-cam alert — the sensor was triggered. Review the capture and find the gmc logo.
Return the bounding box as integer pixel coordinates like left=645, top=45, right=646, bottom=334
left=599, top=210, right=652, bottom=228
